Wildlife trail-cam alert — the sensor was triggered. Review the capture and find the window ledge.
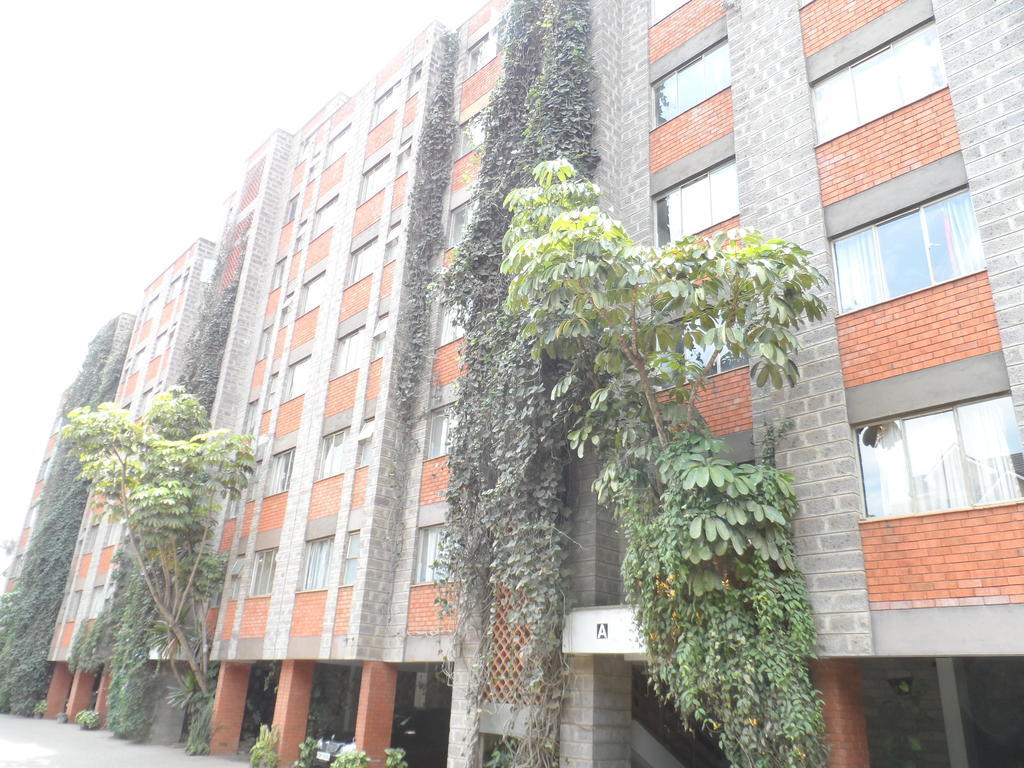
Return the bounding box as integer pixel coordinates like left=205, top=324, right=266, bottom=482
left=835, top=268, right=987, bottom=319
left=860, top=499, right=1023, bottom=525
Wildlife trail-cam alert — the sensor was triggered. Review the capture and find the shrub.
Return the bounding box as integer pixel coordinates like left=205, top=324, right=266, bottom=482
left=32, top=700, right=47, bottom=718
left=250, top=724, right=280, bottom=768
left=384, top=748, right=408, bottom=768
left=331, top=750, right=370, bottom=768
left=295, top=737, right=318, bottom=768
left=76, top=710, right=101, bottom=730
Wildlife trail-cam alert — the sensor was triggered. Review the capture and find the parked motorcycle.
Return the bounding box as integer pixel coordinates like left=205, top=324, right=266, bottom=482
left=311, top=734, right=357, bottom=767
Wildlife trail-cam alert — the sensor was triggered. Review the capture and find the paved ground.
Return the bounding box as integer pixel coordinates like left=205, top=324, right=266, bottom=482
left=0, top=715, right=247, bottom=768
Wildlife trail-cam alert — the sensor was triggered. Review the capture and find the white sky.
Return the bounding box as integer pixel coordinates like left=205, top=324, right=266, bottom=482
left=0, top=0, right=487, bottom=555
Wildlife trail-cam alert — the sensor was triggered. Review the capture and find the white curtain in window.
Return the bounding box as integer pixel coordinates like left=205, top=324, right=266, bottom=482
left=959, top=398, right=1023, bottom=505
left=703, top=43, right=731, bottom=96
left=905, top=411, right=968, bottom=512
left=835, top=229, right=885, bottom=311
left=927, top=193, right=984, bottom=278
left=861, top=422, right=913, bottom=517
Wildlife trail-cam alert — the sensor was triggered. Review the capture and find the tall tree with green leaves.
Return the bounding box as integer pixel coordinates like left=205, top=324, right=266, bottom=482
left=501, top=160, right=829, bottom=767
left=62, top=388, right=253, bottom=696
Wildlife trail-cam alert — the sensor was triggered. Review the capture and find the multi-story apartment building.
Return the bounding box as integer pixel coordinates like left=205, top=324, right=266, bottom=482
left=21, top=0, right=1022, bottom=766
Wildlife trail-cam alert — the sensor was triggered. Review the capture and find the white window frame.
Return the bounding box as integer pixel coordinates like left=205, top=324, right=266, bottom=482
left=270, top=449, right=294, bottom=494
left=652, top=40, right=730, bottom=126
left=427, top=409, right=451, bottom=459
left=312, top=197, right=338, bottom=240
left=283, top=357, right=311, bottom=400
left=298, top=274, right=326, bottom=316
left=467, top=32, right=498, bottom=74
left=654, top=160, right=738, bottom=245
left=326, top=126, right=350, bottom=166
left=319, top=430, right=348, bottom=479
left=250, top=548, right=278, bottom=595
left=302, top=537, right=334, bottom=591
left=334, top=329, right=366, bottom=376
left=341, top=532, right=360, bottom=586
left=359, top=159, right=390, bottom=204
left=371, top=86, right=398, bottom=126
left=415, top=526, right=444, bottom=584
left=346, top=240, right=379, bottom=285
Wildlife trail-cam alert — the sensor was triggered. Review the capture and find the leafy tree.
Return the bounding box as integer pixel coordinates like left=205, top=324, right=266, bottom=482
left=501, top=160, right=828, bottom=766
left=62, top=388, right=253, bottom=696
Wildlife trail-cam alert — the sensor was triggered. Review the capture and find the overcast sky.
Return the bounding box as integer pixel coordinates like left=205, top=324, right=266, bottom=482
left=0, top=0, right=486, bottom=555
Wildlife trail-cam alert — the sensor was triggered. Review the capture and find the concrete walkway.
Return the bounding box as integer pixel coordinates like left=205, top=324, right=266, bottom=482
left=0, top=714, right=247, bottom=768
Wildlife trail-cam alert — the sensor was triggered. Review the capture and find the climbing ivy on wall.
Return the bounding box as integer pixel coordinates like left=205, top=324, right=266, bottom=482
left=437, top=1, right=597, bottom=765
left=0, top=316, right=130, bottom=715
left=177, top=271, right=240, bottom=412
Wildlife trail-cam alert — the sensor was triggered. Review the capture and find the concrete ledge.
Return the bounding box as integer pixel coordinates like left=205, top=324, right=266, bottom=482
left=449, top=184, right=474, bottom=210
left=845, top=350, right=1008, bottom=424
left=288, top=340, right=315, bottom=365
left=303, top=260, right=328, bottom=283
left=272, top=429, right=299, bottom=453
left=350, top=224, right=379, bottom=253
left=823, top=153, right=967, bottom=237
left=403, top=634, right=450, bottom=662
left=306, top=514, right=338, bottom=540
left=418, top=501, right=448, bottom=527
left=255, top=528, right=281, bottom=551
left=286, top=636, right=322, bottom=659
left=339, top=311, right=368, bottom=337
left=323, top=408, right=354, bottom=435
left=650, top=132, right=734, bottom=197
left=432, top=381, right=459, bottom=408
left=806, top=0, right=933, bottom=82
left=722, top=428, right=755, bottom=463
left=649, top=18, right=728, bottom=83
left=872, top=603, right=1024, bottom=656
left=348, top=507, right=365, bottom=530
left=235, top=638, right=264, bottom=661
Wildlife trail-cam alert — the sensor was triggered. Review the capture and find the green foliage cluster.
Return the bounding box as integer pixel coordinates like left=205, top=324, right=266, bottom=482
left=76, top=709, right=101, bottom=730
left=384, top=748, right=408, bottom=768
left=296, top=737, right=319, bottom=768
left=436, top=1, right=597, bottom=766
left=0, top=316, right=130, bottom=715
left=250, top=724, right=280, bottom=768
left=331, top=750, right=370, bottom=768
left=502, top=161, right=829, bottom=766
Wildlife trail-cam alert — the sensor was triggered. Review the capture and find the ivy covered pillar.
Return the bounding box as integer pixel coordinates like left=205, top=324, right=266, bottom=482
left=812, top=659, right=870, bottom=768
left=45, top=662, right=73, bottom=718
left=354, top=660, right=398, bottom=766
left=95, top=669, right=111, bottom=726
left=560, top=655, right=631, bottom=768
left=272, top=660, right=315, bottom=765
left=210, top=661, right=251, bottom=755
left=65, top=669, right=96, bottom=721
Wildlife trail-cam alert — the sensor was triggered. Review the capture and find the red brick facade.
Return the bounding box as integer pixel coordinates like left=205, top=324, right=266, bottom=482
left=355, top=661, right=398, bottom=766
left=290, top=591, right=328, bottom=637
left=800, top=0, right=905, bottom=57
left=407, top=584, right=455, bottom=635
left=697, top=367, right=753, bottom=436
left=273, top=660, right=315, bottom=765
left=210, top=662, right=251, bottom=755
left=649, top=89, right=733, bottom=174
left=649, top=0, right=725, bottom=62
left=812, top=659, right=870, bottom=768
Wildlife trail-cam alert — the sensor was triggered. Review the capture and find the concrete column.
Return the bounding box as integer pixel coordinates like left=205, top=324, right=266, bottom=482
left=812, top=659, right=870, bottom=768
left=65, top=669, right=97, bottom=721
left=446, top=645, right=481, bottom=768
left=95, top=670, right=111, bottom=726
left=560, top=655, right=631, bottom=768
left=210, top=661, right=251, bottom=756
left=44, top=662, right=73, bottom=719
left=354, top=660, right=398, bottom=766
left=272, top=659, right=315, bottom=765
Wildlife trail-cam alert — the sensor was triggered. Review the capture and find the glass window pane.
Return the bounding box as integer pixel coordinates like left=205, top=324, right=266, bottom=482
left=904, top=411, right=968, bottom=513
left=958, top=398, right=1024, bottom=506
left=893, top=25, right=946, bottom=104
left=680, top=175, right=711, bottom=236
left=814, top=69, right=856, bottom=142
left=924, top=192, right=984, bottom=284
left=675, top=61, right=704, bottom=115
left=654, top=77, right=679, bottom=126
left=852, top=48, right=900, bottom=124
left=858, top=422, right=913, bottom=517
left=655, top=191, right=680, bottom=245
left=703, top=43, right=731, bottom=96
left=877, top=211, right=931, bottom=299
left=709, top=162, right=738, bottom=226
left=835, top=229, right=886, bottom=311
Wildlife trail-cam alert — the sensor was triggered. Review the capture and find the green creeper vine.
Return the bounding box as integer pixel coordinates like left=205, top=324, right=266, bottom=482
left=178, top=262, right=240, bottom=412
left=437, top=1, right=596, bottom=765
left=502, top=161, right=828, bottom=766
left=0, top=316, right=130, bottom=715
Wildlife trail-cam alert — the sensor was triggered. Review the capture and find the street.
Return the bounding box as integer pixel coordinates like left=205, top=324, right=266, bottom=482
left=0, top=714, right=246, bottom=767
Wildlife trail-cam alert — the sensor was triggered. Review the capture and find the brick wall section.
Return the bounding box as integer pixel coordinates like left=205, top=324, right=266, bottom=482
left=649, top=89, right=733, bottom=174
left=292, top=309, right=319, bottom=348
left=251, top=358, right=266, bottom=391
left=376, top=49, right=405, bottom=87
left=45, top=662, right=73, bottom=718
left=210, top=662, right=251, bottom=756
left=366, top=358, right=383, bottom=400
left=309, top=475, right=344, bottom=519
left=366, top=114, right=396, bottom=158
left=307, top=231, right=332, bottom=267
left=289, top=250, right=304, bottom=282
left=220, top=600, right=237, bottom=640
left=259, top=410, right=271, bottom=436
left=860, top=502, right=1024, bottom=608
left=341, top=275, right=373, bottom=320
left=836, top=271, right=1001, bottom=388
left=278, top=221, right=295, bottom=254
left=274, top=327, right=288, bottom=360
left=649, top=0, right=726, bottom=62
left=291, top=162, right=306, bottom=190
left=380, top=261, right=396, bottom=298
left=97, top=545, right=114, bottom=574
left=452, top=152, right=480, bottom=192
left=419, top=457, right=449, bottom=506
left=242, top=502, right=255, bottom=538
left=122, top=372, right=138, bottom=399
left=433, top=340, right=464, bottom=387
left=77, top=552, right=92, bottom=579
left=403, top=95, right=418, bottom=127
left=240, top=596, right=270, bottom=638
left=290, top=591, right=328, bottom=636
left=467, top=0, right=507, bottom=35
left=816, top=90, right=961, bottom=206
left=159, top=298, right=177, bottom=327
left=259, top=492, right=288, bottom=532
left=321, top=157, right=345, bottom=195
left=351, top=466, right=370, bottom=509
left=326, top=371, right=359, bottom=416
left=276, top=395, right=304, bottom=436
left=334, top=586, right=353, bottom=634
left=800, top=0, right=905, bottom=57
left=355, top=661, right=398, bottom=766
left=697, top=367, right=753, bottom=436
left=391, top=173, right=408, bottom=210
left=59, top=620, right=75, bottom=648
left=811, top=659, right=870, bottom=768
left=145, top=355, right=161, bottom=383
left=407, top=584, right=455, bottom=635
left=273, top=660, right=315, bottom=766
left=66, top=670, right=96, bottom=720
left=220, top=518, right=236, bottom=552
left=332, top=101, right=355, bottom=128
left=265, top=288, right=281, bottom=321
left=460, top=54, right=504, bottom=112
left=695, top=214, right=741, bottom=239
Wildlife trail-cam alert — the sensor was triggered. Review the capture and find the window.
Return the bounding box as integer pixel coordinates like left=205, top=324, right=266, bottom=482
left=313, top=196, right=337, bottom=239
left=139, top=389, right=154, bottom=415
left=655, top=161, right=738, bottom=245
left=271, top=260, right=287, bottom=289
left=284, top=195, right=299, bottom=223
left=250, top=548, right=278, bottom=595
left=813, top=24, right=946, bottom=142
left=654, top=41, right=730, bottom=126
left=154, top=331, right=168, bottom=356
left=257, top=327, right=273, bottom=359
left=356, top=438, right=373, bottom=467
left=283, top=357, right=311, bottom=400
left=456, top=116, right=486, bottom=157
left=384, top=237, right=401, bottom=263
left=302, top=537, right=334, bottom=591
left=395, top=140, right=413, bottom=176
left=243, top=401, right=259, bottom=434
left=307, top=152, right=321, bottom=179
left=326, top=127, right=350, bottom=166
left=334, top=329, right=366, bottom=376
left=299, top=274, right=326, bottom=315
left=267, top=372, right=280, bottom=401
left=359, top=160, right=390, bottom=204
left=427, top=409, right=451, bottom=458
left=270, top=450, right=294, bottom=494
left=467, top=32, right=498, bottom=73
left=439, top=306, right=464, bottom=346
left=415, top=526, right=444, bottom=583
left=372, top=86, right=399, bottom=125
left=371, top=333, right=386, bottom=360
left=294, top=220, right=308, bottom=253
left=347, top=240, right=379, bottom=285
left=166, top=276, right=182, bottom=302
left=320, top=430, right=348, bottom=478
left=341, top=533, right=360, bottom=585
left=857, top=396, right=1024, bottom=518
left=833, top=191, right=983, bottom=313
left=687, top=343, right=746, bottom=375
left=652, top=0, right=688, bottom=23
left=448, top=203, right=471, bottom=248
left=67, top=590, right=82, bottom=618
left=408, top=63, right=423, bottom=89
